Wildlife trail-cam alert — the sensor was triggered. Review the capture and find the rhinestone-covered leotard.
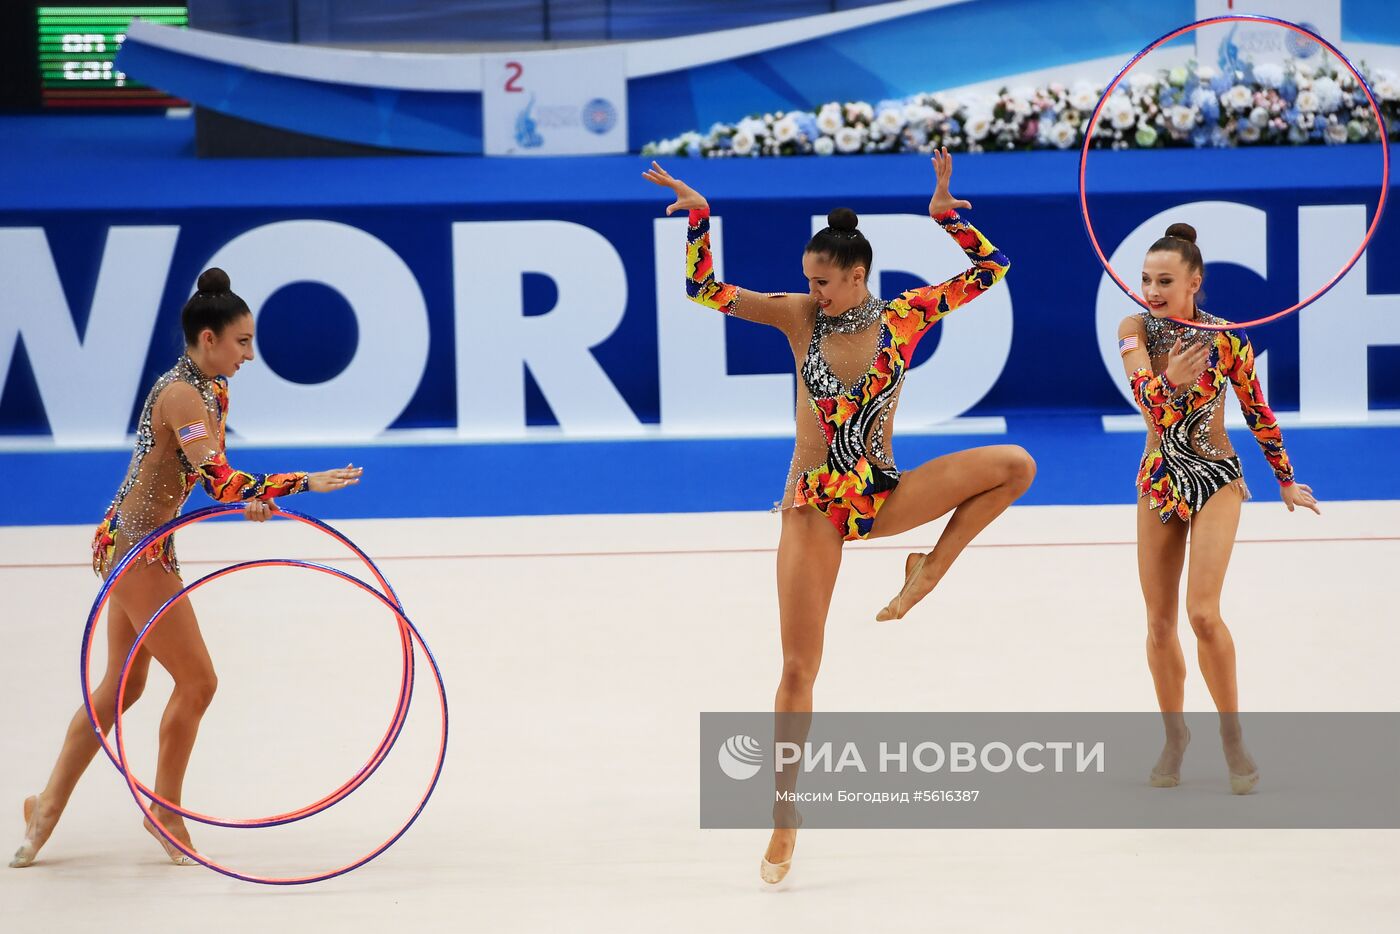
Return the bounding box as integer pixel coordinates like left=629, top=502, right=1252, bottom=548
left=91, top=355, right=309, bottom=578
left=1123, top=310, right=1294, bottom=523
left=685, top=207, right=1010, bottom=540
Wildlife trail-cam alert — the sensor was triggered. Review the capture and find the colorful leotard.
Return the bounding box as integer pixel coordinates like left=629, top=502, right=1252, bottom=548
left=1123, top=310, right=1294, bottom=523
left=91, top=355, right=309, bottom=578
left=686, top=207, right=1010, bottom=540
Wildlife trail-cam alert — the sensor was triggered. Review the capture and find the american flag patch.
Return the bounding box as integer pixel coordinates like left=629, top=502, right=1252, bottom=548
left=177, top=421, right=208, bottom=446
left=1118, top=335, right=1140, bottom=355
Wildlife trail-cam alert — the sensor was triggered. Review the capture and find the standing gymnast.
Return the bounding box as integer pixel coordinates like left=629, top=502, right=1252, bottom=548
left=644, top=150, right=1034, bottom=883
left=11, top=268, right=363, bottom=868
left=1118, top=224, right=1319, bottom=795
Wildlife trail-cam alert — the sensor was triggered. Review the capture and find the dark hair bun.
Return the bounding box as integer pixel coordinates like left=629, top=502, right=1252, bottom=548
left=1164, top=223, right=1197, bottom=244
left=828, top=207, right=859, bottom=232
left=197, top=267, right=231, bottom=294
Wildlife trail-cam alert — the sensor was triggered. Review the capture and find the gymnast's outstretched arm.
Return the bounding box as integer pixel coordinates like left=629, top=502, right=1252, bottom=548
left=643, top=161, right=811, bottom=334
left=882, top=150, right=1010, bottom=361
left=162, top=382, right=361, bottom=503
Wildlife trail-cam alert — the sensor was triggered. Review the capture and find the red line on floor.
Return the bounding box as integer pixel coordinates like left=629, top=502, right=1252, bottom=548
left=1, top=536, right=1395, bottom=571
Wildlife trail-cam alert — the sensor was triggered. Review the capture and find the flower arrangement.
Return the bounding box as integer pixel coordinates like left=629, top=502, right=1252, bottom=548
left=642, top=59, right=1399, bottom=157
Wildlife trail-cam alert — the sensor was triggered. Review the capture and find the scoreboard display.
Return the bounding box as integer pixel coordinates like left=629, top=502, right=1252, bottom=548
left=36, top=4, right=187, bottom=108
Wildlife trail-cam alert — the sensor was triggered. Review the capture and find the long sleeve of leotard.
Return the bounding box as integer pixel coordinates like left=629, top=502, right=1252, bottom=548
left=1128, top=366, right=1194, bottom=432
left=685, top=208, right=741, bottom=314
left=1222, top=329, right=1294, bottom=485
left=166, top=383, right=310, bottom=501
left=884, top=210, right=1010, bottom=362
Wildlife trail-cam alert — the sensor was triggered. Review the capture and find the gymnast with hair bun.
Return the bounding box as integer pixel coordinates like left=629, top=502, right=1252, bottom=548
left=11, top=267, right=363, bottom=869
left=1117, top=223, right=1319, bottom=797
left=645, top=150, right=1034, bottom=884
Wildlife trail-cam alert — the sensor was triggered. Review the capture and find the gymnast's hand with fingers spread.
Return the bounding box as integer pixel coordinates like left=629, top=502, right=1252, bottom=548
left=641, top=161, right=708, bottom=214
left=1282, top=482, right=1321, bottom=515
left=928, top=147, right=973, bottom=216
left=1163, top=337, right=1210, bottom=390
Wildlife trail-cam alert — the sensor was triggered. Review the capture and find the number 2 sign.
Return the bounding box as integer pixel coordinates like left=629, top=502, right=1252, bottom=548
left=482, top=48, right=627, bottom=156
left=504, top=62, right=523, bottom=93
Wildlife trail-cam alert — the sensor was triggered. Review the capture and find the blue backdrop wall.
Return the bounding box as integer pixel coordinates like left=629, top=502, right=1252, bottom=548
left=0, top=120, right=1396, bottom=523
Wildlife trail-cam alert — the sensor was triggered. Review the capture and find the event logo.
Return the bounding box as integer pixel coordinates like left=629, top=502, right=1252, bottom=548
left=514, top=95, right=544, bottom=149
left=582, top=98, right=618, bottom=135
left=1218, top=19, right=1323, bottom=72
left=718, top=734, right=764, bottom=780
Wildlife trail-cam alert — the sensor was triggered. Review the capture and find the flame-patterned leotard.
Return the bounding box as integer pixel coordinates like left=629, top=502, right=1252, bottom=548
left=685, top=207, right=1010, bottom=540
left=1121, top=309, right=1294, bottom=523
left=91, top=355, right=309, bottom=578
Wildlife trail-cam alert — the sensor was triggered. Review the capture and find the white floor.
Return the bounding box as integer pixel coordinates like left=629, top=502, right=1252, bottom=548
left=1, top=501, right=1397, bottom=932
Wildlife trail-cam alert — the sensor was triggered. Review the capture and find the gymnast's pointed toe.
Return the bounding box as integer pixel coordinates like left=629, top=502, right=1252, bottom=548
left=760, top=855, right=792, bottom=885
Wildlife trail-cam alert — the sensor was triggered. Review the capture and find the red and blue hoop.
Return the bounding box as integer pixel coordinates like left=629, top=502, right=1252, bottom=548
left=1079, top=14, right=1389, bottom=331
left=83, top=504, right=448, bottom=884
left=82, top=505, right=415, bottom=828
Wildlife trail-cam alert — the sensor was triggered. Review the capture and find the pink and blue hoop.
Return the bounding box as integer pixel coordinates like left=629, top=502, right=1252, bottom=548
left=115, top=557, right=448, bottom=885
left=81, top=505, right=416, bottom=828
left=1078, top=14, right=1390, bottom=331
left=82, top=504, right=448, bottom=884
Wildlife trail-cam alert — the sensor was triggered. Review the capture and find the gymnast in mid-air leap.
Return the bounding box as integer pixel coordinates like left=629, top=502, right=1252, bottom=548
left=11, top=268, right=362, bottom=870
left=645, top=149, right=1034, bottom=883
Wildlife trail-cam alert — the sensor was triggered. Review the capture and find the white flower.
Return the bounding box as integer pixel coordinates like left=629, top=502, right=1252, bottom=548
left=813, top=136, right=835, bottom=156
left=1008, top=87, right=1036, bottom=115
left=679, top=131, right=702, bottom=150
left=1254, top=63, right=1285, bottom=89
left=1224, top=84, right=1253, bottom=109
left=965, top=110, right=993, bottom=141
left=1375, top=70, right=1399, bottom=102
left=772, top=115, right=799, bottom=144
left=1248, top=106, right=1270, bottom=128
left=1106, top=94, right=1136, bottom=129
left=1128, top=72, right=1158, bottom=94
left=1325, top=122, right=1349, bottom=143
left=1238, top=124, right=1261, bottom=143
left=834, top=124, right=866, bottom=153
left=903, top=103, right=937, bottom=126
left=844, top=101, right=874, bottom=123
left=1070, top=81, right=1099, bottom=111
left=736, top=116, right=767, bottom=138
left=1049, top=120, right=1078, bottom=149
left=877, top=107, right=906, bottom=134
left=731, top=130, right=755, bottom=156
left=1313, top=76, right=1343, bottom=112
left=1196, top=64, right=1219, bottom=82
left=1168, top=66, right=1188, bottom=88
left=1296, top=90, right=1320, bottom=112
left=657, top=139, right=678, bottom=155
left=1168, top=105, right=1197, bottom=131
left=816, top=103, right=844, bottom=135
